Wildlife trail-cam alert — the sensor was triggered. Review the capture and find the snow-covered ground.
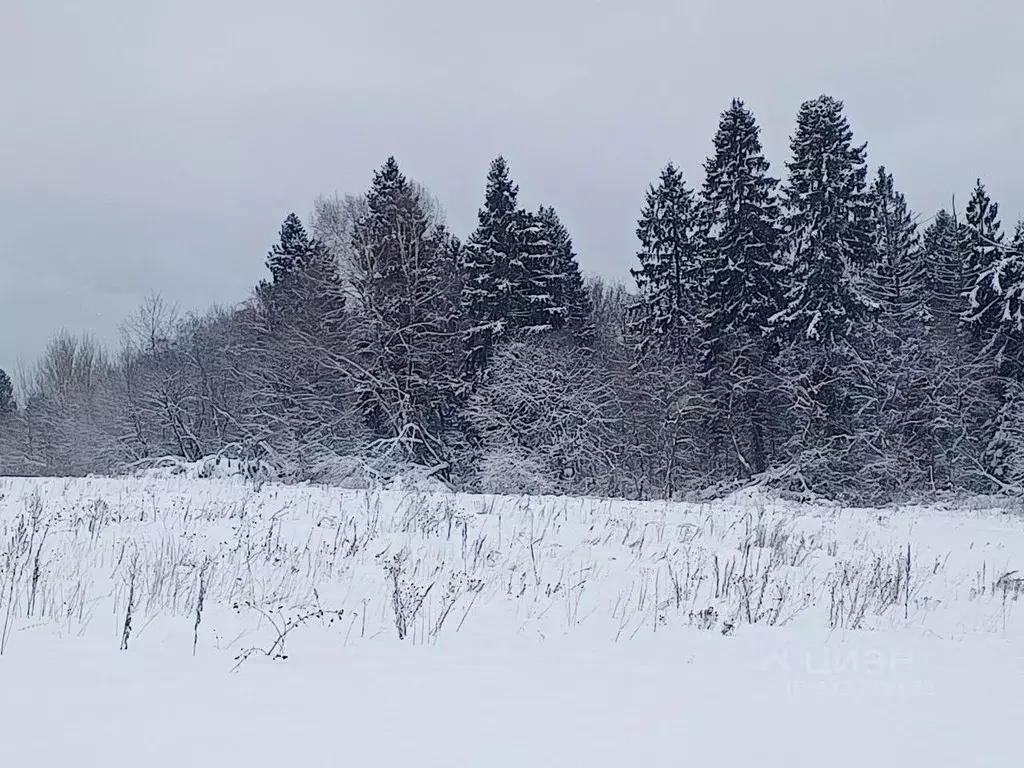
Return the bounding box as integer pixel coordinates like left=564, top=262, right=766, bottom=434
left=1, top=475, right=1022, bottom=766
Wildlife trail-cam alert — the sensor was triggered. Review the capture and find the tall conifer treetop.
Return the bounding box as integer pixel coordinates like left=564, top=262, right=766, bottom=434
left=259, top=210, right=342, bottom=330
left=868, top=166, right=926, bottom=329
left=699, top=98, right=783, bottom=361
left=461, top=156, right=561, bottom=375
left=966, top=179, right=1004, bottom=259
left=536, top=205, right=593, bottom=338
left=267, top=213, right=320, bottom=282
left=964, top=179, right=1007, bottom=345
left=922, top=209, right=970, bottom=332
left=774, top=94, right=876, bottom=345
left=629, top=162, right=701, bottom=361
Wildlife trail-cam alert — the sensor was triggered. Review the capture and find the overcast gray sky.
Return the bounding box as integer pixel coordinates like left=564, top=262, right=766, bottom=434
left=2, top=0, right=1022, bottom=374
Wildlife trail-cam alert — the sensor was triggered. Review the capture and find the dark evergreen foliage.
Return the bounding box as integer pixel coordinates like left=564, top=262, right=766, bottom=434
left=628, top=163, right=701, bottom=363
left=963, top=180, right=1006, bottom=348
left=461, top=157, right=559, bottom=376
left=774, top=95, right=876, bottom=347
left=868, top=167, right=926, bottom=330
left=768, top=95, right=882, bottom=490
left=0, top=368, right=14, bottom=414
left=536, top=205, right=593, bottom=340
left=699, top=99, right=784, bottom=359
left=258, top=211, right=345, bottom=332
left=922, top=209, right=971, bottom=333
left=696, top=98, right=785, bottom=476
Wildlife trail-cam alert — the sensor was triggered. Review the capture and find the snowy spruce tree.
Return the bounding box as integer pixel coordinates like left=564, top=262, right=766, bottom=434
left=0, top=368, right=14, bottom=414
left=947, top=181, right=1024, bottom=486
left=995, top=220, right=1024, bottom=380
left=697, top=98, right=784, bottom=476
left=772, top=95, right=879, bottom=489
left=252, top=211, right=351, bottom=468
left=629, top=162, right=702, bottom=363
left=963, top=179, right=1006, bottom=349
left=956, top=190, right=1024, bottom=487
left=461, top=157, right=518, bottom=375
left=536, top=205, right=593, bottom=340
left=258, top=212, right=345, bottom=334
left=265, top=213, right=313, bottom=282
left=913, top=207, right=994, bottom=489
left=868, top=167, right=926, bottom=330
left=976, top=234, right=1024, bottom=488
left=461, top=157, right=557, bottom=377
left=774, top=95, right=876, bottom=346
left=922, top=209, right=971, bottom=333
left=351, top=157, right=464, bottom=466
left=864, top=167, right=941, bottom=489
left=515, top=209, right=560, bottom=333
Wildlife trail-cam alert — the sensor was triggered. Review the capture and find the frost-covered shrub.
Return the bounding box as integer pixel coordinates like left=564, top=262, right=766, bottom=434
left=477, top=446, right=554, bottom=496
left=465, top=339, right=624, bottom=495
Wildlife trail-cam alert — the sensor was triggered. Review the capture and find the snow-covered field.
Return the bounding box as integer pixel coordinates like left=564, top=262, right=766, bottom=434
left=1, top=475, right=1022, bottom=766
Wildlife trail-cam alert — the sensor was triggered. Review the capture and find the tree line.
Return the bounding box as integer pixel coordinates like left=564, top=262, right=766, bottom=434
left=1, top=94, right=1022, bottom=502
